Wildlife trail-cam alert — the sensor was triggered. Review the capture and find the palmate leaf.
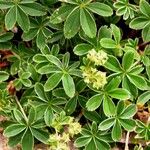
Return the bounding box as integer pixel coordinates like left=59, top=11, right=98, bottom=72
left=108, top=88, right=130, bottom=100
left=65, top=96, right=77, bottom=115
left=44, top=73, right=63, bottom=91
left=50, top=4, right=75, bottom=24
left=142, top=24, right=150, bottom=42
left=64, top=7, right=80, bottom=38
left=75, top=137, right=92, bottom=147
left=104, top=55, right=122, bottom=72
left=0, top=1, right=13, bottom=9
left=130, top=16, right=149, bottom=30
left=0, top=71, right=9, bottom=82
left=73, top=43, right=93, bottom=56
left=103, top=95, right=116, bottom=116
left=86, top=94, right=103, bottom=111
left=99, top=118, right=115, bottom=131
left=129, top=0, right=150, bottom=41
left=1, top=0, right=46, bottom=31
left=22, top=129, right=34, bottom=150
left=119, top=104, right=137, bottom=119
left=80, top=8, right=96, bottom=38
left=75, top=122, right=111, bottom=150
left=62, top=73, right=75, bottom=98
left=19, top=2, right=46, bottom=16
left=5, top=6, right=17, bottom=30
left=127, top=74, right=147, bottom=90
left=4, top=124, right=26, bottom=137
left=122, top=50, right=135, bottom=71
left=140, top=0, right=150, bottom=17
left=119, top=119, right=136, bottom=131
left=137, top=91, right=150, bottom=105
left=87, top=2, right=113, bottom=17
left=112, top=120, right=122, bottom=141
left=17, top=6, right=30, bottom=32
left=31, top=128, right=49, bottom=144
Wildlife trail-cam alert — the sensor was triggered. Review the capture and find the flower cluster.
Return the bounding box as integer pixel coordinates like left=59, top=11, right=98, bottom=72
left=81, top=66, right=107, bottom=89
left=49, top=133, right=70, bottom=150
left=81, top=49, right=108, bottom=89
left=48, top=112, right=81, bottom=150
left=87, top=49, right=108, bottom=66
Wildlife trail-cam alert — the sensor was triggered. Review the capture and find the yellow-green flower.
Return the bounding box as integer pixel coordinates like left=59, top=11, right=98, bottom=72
left=81, top=66, right=107, bottom=89
left=87, top=49, right=108, bottom=66
left=68, top=121, right=82, bottom=137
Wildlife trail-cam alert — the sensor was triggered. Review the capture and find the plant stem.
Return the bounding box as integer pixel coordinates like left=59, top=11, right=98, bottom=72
left=14, top=95, right=28, bottom=123
left=125, top=131, right=130, bottom=150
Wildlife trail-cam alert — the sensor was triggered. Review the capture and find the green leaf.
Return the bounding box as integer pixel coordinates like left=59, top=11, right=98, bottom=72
left=62, top=52, right=70, bottom=68
left=98, top=118, right=115, bottom=130
left=8, top=132, right=23, bottom=147
left=35, top=83, right=47, bottom=102
left=127, top=74, right=147, bottom=90
left=87, top=2, right=113, bottom=17
left=86, top=139, right=96, bottom=150
left=73, top=43, right=93, bottom=56
left=13, top=109, right=24, bottom=123
left=21, top=72, right=31, bottom=79
left=64, top=7, right=80, bottom=38
left=108, top=88, right=130, bottom=100
left=68, top=69, right=82, bottom=78
left=37, top=65, right=60, bottom=74
left=62, top=74, right=75, bottom=98
left=17, top=6, right=30, bottom=32
left=140, top=0, right=150, bottom=17
left=20, top=2, right=46, bottom=16
left=111, top=24, right=121, bottom=43
left=22, top=28, right=38, bottom=41
left=28, top=108, right=36, bottom=125
left=105, top=77, right=121, bottom=91
left=122, top=76, right=138, bottom=98
left=22, top=129, right=34, bottom=150
left=44, top=73, right=63, bottom=91
left=95, top=138, right=110, bottom=150
left=0, top=42, right=12, bottom=50
left=86, top=94, right=103, bottom=111
left=103, top=95, right=116, bottom=116
left=21, top=79, right=32, bottom=87
left=0, top=1, right=14, bottom=9
left=116, top=101, right=125, bottom=116
left=142, top=25, right=150, bottom=42
left=137, top=91, right=150, bottom=105
left=65, top=96, right=77, bottom=115
left=129, top=17, right=149, bottom=30
left=31, top=128, right=49, bottom=144
left=44, top=107, right=54, bottom=126
left=80, top=8, right=96, bottom=38
left=36, top=29, right=46, bottom=50
left=4, top=124, right=26, bottom=137
left=75, top=137, right=91, bottom=147
left=33, top=54, right=47, bottom=63
left=0, top=71, right=9, bottom=82
left=112, top=120, right=122, bottom=141
left=83, top=110, right=101, bottom=123
left=104, top=55, right=122, bottom=72
left=98, top=25, right=112, bottom=39
left=120, top=104, right=137, bottom=119
left=100, top=38, right=117, bottom=48
left=122, top=51, right=134, bottom=70
left=46, top=55, right=62, bottom=69
left=119, top=119, right=136, bottom=131
left=50, top=5, right=75, bottom=24
left=5, top=6, right=17, bottom=30
left=0, top=32, right=14, bottom=42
